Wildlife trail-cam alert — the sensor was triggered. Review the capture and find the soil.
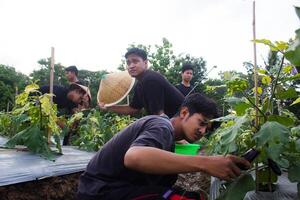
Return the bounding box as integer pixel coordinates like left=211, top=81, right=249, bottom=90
left=0, top=172, right=81, bottom=200
left=174, top=172, right=211, bottom=199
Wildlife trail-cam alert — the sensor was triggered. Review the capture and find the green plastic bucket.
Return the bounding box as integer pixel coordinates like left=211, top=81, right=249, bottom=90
left=175, top=144, right=200, bottom=155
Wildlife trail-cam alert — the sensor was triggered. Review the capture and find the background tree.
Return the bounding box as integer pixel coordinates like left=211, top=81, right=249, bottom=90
left=0, top=64, right=29, bottom=111
left=203, top=78, right=228, bottom=116
left=30, top=58, right=68, bottom=86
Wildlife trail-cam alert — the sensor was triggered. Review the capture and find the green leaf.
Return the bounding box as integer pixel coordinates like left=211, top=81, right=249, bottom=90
left=283, top=65, right=294, bottom=74
left=285, top=37, right=300, bottom=66
left=296, top=139, right=300, bottom=152
left=24, top=83, right=39, bottom=94
left=268, top=115, right=295, bottom=127
left=291, top=97, right=300, bottom=106
left=254, top=121, right=290, bottom=147
left=234, top=103, right=251, bottom=116
left=5, top=124, right=54, bottom=160
left=217, top=174, right=255, bottom=200
left=258, top=69, right=267, bottom=74
left=276, top=88, right=298, bottom=100
left=291, top=126, right=300, bottom=138
left=274, top=41, right=289, bottom=51
left=261, top=76, right=272, bottom=85
left=224, top=97, right=245, bottom=106
left=295, top=6, right=300, bottom=21
left=288, top=164, right=300, bottom=182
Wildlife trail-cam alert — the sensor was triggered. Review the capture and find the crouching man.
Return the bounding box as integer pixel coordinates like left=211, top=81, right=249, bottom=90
left=77, top=93, right=250, bottom=200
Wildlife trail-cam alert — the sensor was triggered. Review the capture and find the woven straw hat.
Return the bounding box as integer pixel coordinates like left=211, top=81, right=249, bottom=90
left=70, top=83, right=92, bottom=101
left=97, top=71, right=135, bottom=106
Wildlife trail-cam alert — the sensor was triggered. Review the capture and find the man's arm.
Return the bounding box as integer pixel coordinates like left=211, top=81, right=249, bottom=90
left=99, top=102, right=140, bottom=116
left=124, top=146, right=250, bottom=181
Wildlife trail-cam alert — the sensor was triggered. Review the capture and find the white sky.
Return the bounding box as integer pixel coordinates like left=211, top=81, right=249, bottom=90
left=0, top=0, right=299, bottom=78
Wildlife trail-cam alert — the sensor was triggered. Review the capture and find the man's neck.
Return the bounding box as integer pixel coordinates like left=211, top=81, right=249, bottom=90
left=181, top=81, right=190, bottom=87
left=70, top=77, right=79, bottom=83
left=170, top=117, right=184, bottom=141
left=136, top=70, right=148, bottom=81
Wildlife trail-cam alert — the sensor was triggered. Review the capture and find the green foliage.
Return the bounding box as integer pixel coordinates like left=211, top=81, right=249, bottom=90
left=204, top=79, right=228, bottom=115
left=208, top=27, right=300, bottom=197
left=30, top=58, right=68, bottom=86
left=2, top=83, right=62, bottom=160
left=70, top=109, right=134, bottom=151
left=217, top=174, right=255, bottom=200
left=0, top=112, right=28, bottom=138
left=0, top=64, right=29, bottom=111
left=285, top=30, right=300, bottom=66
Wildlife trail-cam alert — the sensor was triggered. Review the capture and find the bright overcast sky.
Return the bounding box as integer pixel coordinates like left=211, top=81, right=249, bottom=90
left=0, top=0, right=299, bottom=78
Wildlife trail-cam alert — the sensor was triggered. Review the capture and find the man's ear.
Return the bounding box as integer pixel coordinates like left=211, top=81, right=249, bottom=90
left=144, top=59, right=148, bottom=69
left=179, top=107, right=189, bottom=119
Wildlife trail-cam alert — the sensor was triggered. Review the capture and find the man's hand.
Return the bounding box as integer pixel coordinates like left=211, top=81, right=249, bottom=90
left=203, top=155, right=250, bottom=181
left=98, top=102, right=107, bottom=111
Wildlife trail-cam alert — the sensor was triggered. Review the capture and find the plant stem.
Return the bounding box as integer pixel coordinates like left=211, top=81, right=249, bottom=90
left=242, top=92, right=266, bottom=120
left=268, top=56, right=285, bottom=113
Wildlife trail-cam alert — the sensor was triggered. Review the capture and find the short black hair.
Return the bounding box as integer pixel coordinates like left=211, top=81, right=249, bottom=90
left=125, top=48, right=147, bottom=60
left=181, top=63, right=194, bottom=73
left=68, top=84, right=86, bottom=95
left=177, top=93, right=218, bottom=119
left=65, top=66, right=78, bottom=76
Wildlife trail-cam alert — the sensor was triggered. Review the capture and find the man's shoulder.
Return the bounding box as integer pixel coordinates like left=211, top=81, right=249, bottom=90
left=175, top=83, right=183, bottom=88
left=139, top=115, right=173, bottom=128
left=143, top=70, right=164, bottom=81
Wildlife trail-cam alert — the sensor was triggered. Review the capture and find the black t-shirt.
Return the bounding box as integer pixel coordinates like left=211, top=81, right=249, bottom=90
left=175, top=83, right=194, bottom=97
left=77, top=115, right=177, bottom=199
left=39, top=85, right=76, bottom=111
left=130, top=70, right=184, bottom=118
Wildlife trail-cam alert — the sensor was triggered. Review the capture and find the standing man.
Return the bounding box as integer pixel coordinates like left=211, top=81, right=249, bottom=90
left=176, top=63, right=194, bottom=96
left=65, top=65, right=83, bottom=85
left=77, top=93, right=250, bottom=200
left=99, top=48, right=184, bottom=118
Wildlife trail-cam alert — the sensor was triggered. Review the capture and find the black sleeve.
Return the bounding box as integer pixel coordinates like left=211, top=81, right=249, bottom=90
left=143, top=80, right=165, bottom=115
left=39, top=85, right=50, bottom=94
left=131, top=124, right=173, bottom=151
left=130, top=86, right=143, bottom=109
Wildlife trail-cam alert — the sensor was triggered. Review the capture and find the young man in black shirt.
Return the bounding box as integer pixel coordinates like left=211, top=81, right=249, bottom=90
left=99, top=48, right=184, bottom=118
left=65, top=65, right=83, bottom=85
left=176, top=63, right=194, bottom=96
left=78, top=93, right=250, bottom=200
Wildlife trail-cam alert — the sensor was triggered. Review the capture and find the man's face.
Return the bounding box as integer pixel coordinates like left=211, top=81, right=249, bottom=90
left=126, top=54, right=148, bottom=78
left=181, top=111, right=210, bottom=143
left=65, top=71, right=76, bottom=81
left=182, top=69, right=193, bottom=83
left=67, top=90, right=82, bottom=104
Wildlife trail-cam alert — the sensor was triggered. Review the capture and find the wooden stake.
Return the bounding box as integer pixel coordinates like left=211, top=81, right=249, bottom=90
left=50, top=47, right=55, bottom=104
left=252, top=1, right=260, bottom=192
left=48, top=47, right=55, bottom=145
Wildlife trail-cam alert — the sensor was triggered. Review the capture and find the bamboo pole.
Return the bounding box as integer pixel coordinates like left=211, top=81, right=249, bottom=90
left=252, top=1, right=260, bottom=192
left=48, top=47, right=55, bottom=145
left=50, top=47, right=55, bottom=104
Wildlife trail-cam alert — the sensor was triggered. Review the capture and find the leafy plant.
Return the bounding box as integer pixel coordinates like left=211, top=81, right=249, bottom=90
left=207, top=8, right=300, bottom=198
left=69, top=109, right=134, bottom=151
left=2, top=83, right=62, bottom=160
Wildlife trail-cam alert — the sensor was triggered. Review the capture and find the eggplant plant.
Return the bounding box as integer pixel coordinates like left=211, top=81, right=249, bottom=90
left=206, top=8, right=300, bottom=199
left=68, top=109, right=135, bottom=151
left=1, top=83, right=62, bottom=160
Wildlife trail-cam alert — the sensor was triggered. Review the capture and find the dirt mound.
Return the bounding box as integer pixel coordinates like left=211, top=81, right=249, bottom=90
left=0, top=172, right=81, bottom=200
